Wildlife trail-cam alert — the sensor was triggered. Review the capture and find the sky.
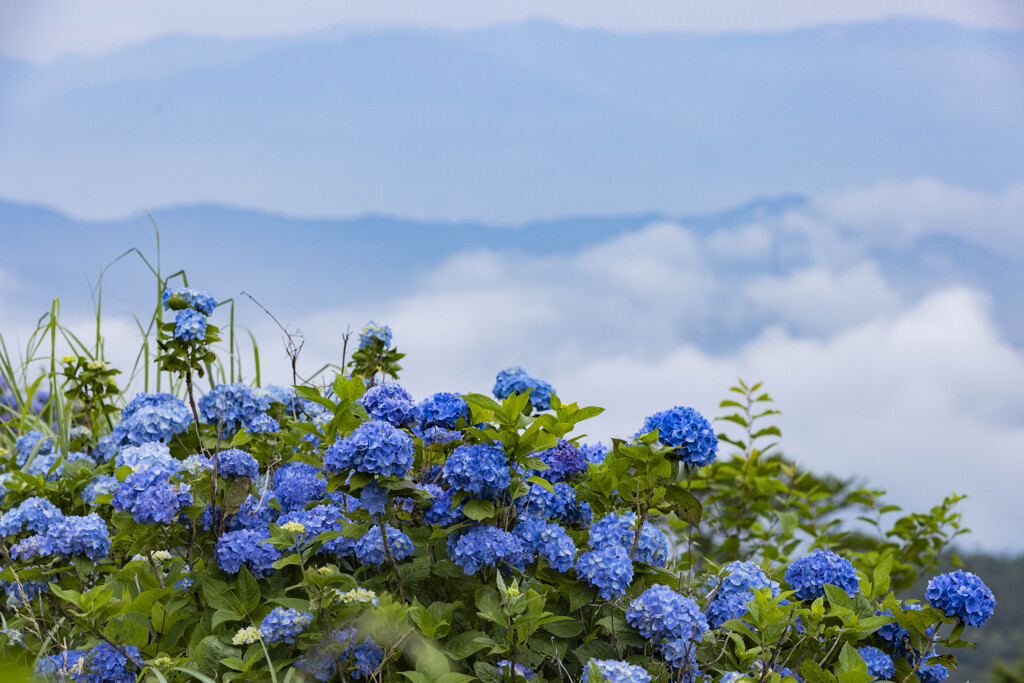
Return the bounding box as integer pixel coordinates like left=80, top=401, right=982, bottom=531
left=1, top=2, right=1023, bottom=552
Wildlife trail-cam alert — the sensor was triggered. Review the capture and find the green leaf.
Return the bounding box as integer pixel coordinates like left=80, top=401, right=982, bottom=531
left=191, top=635, right=229, bottom=677
left=664, top=485, right=702, bottom=527
left=542, top=619, right=584, bottom=638
left=236, top=566, right=261, bottom=614
left=800, top=661, right=838, bottom=683
left=837, top=643, right=866, bottom=675
left=871, top=554, right=892, bottom=599
left=573, top=640, right=618, bottom=665
left=569, top=583, right=597, bottom=612
left=212, top=608, right=243, bottom=631
left=824, top=584, right=855, bottom=612
left=526, top=476, right=554, bottom=494
left=463, top=499, right=495, bottom=521
left=445, top=630, right=491, bottom=660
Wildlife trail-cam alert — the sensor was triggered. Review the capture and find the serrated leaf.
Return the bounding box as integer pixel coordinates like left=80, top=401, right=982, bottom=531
left=463, top=499, right=495, bottom=521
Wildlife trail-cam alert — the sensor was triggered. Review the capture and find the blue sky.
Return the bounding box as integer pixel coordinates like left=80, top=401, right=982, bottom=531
left=0, top=3, right=1022, bottom=551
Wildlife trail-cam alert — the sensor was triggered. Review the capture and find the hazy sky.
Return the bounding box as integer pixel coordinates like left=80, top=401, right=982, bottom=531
left=2, top=0, right=1024, bottom=62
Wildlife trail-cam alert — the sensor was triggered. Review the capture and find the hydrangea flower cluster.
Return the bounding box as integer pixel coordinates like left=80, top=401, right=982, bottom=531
left=112, top=463, right=193, bottom=525
left=420, top=426, right=461, bottom=446
left=636, top=405, right=718, bottom=467
left=198, top=383, right=271, bottom=431
left=705, top=561, right=779, bottom=628
left=917, top=663, right=950, bottom=683
left=174, top=308, right=207, bottom=341
left=575, top=546, right=634, bottom=599
left=442, top=444, right=510, bottom=498
left=414, top=392, right=469, bottom=429
left=513, top=515, right=578, bottom=572
left=925, top=569, right=996, bottom=627
left=784, top=548, right=860, bottom=600
left=535, top=440, right=588, bottom=482
left=588, top=512, right=669, bottom=567
left=82, top=475, right=119, bottom=505
left=355, top=525, right=414, bottom=566
left=163, top=287, right=217, bottom=315
left=360, top=383, right=416, bottom=427
left=876, top=604, right=926, bottom=659
left=325, top=420, right=415, bottom=478
left=117, top=392, right=194, bottom=446
left=626, top=584, right=708, bottom=642
left=35, top=650, right=87, bottom=681
left=248, top=413, right=280, bottom=434
left=581, top=659, right=652, bottom=683
left=19, top=513, right=111, bottom=561
left=260, top=607, right=314, bottom=645
left=0, top=496, right=64, bottom=537
left=524, top=482, right=592, bottom=528
left=857, top=646, right=895, bottom=681
left=115, top=441, right=179, bottom=472
left=273, top=461, right=327, bottom=512
left=579, top=442, right=609, bottom=464
left=447, top=526, right=524, bottom=574
left=78, top=642, right=143, bottom=683
left=492, top=367, right=555, bottom=412
left=424, top=487, right=465, bottom=526
left=497, top=661, right=538, bottom=679
left=215, top=528, right=282, bottom=577
left=214, top=448, right=260, bottom=479
left=359, top=321, right=393, bottom=348
left=14, top=430, right=53, bottom=465
left=298, top=629, right=385, bottom=682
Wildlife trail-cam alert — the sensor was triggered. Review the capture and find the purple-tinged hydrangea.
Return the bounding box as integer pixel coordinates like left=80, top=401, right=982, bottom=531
left=705, top=561, right=780, bottom=628
left=215, top=528, right=281, bottom=577
left=174, top=308, right=207, bottom=341
left=37, top=513, right=111, bottom=561
left=636, top=406, right=718, bottom=467
left=325, top=421, right=415, bottom=478
left=248, top=413, right=280, bottom=434
left=82, top=475, right=119, bottom=505
left=420, top=426, right=462, bottom=446
left=0, top=496, right=63, bottom=537
left=497, top=661, right=537, bottom=679
left=580, top=659, right=651, bottom=683
left=261, top=607, right=314, bottom=645
left=524, top=482, right=592, bottom=528
left=925, top=569, right=996, bottom=627
left=579, top=442, right=609, bottom=464
left=627, top=584, right=708, bottom=642
left=785, top=548, right=860, bottom=600
left=162, top=287, right=217, bottom=315
left=276, top=503, right=347, bottom=551
left=492, top=367, right=555, bottom=412
left=112, top=466, right=192, bottom=525
left=512, top=515, right=577, bottom=572
left=443, top=444, right=510, bottom=499
left=355, top=525, right=414, bottom=566
left=917, top=664, right=949, bottom=683
left=414, top=392, right=469, bottom=429
left=114, top=441, right=180, bottom=474
left=447, top=526, right=524, bottom=575
left=119, top=393, right=193, bottom=445
left=360, top=383, right=416, bottom=427
left=359, top=321, right=392, bottom=349
left=35, top=650, right=87, bottom=681
left=78, top=642, right=143, bottom=683
left=273, top=462, right=327, bottom=513
left=575, top=546, right=634, bottom=600
left=857, top=647, right=895, bottom=681
left=14, top=430, right=53, bottom=465
left=198, top=383, right=271, bottom=432
left=215, top=448, right=260, bottom=480
left=588, top=512, right=669, bottom=567
left=535, top=440, right=588, bottom=482
left=424, top=487, right=465, bottom=526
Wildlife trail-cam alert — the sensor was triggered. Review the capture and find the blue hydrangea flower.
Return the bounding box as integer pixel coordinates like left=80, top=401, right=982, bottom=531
left=115, top=441, right=180, bottom=473
left=497, top=661, right=537, bottom=679
left=276, top=503, right=347, bottom=551
left=535, top=440, right=588, bottom=482
left=228, top=494, right=281, bottom=532
left=37, top=513, right=111, bottom=561
left=35, top=650, right=87, bottom=681
left=925, top=569, right=996, bottom=627
left=423, top=487, right=465, bottom=526
left=720, top=673, right=746, bottom=683
left=588, top=512, right=669, bottom=567
left=512, top=515, right=577, bottom=572
left=163, top=287, right=217, bottom=315
left=580, top=659, right=651, bottom=683
left=579, top=442, right=609, bottom=464
left=248, top=413, right=280, bottom=434
left=79, top=642, right=143, bottom=683
left=299, top=629, right=384, bottom=682
left=82, top=475, right=119, bottom=505
left=14, top=430, right=53, bottom=465
left=636, top=406, right=718, bottom=467
left=876, top=604, right=926, bottom=659
left=658, top=637, right=700, bottom=672
left=119, top=393, right=193, bottom=445
left=174, top=308, right=207, bottom=341
left=917, top=664, right=949, bottom=683
left=785, top=548, right=860, bottom=600
left=215, top=528, right=282, bottom=577
left=627, top=584, right=708, bottom=642
left=575, top=546, right=634, bottom=600
left=359, top=321, right=393, bottom=349
left=447, top=525, right=524, bottom=575
left=442, top=444, right=510, bottom=499
left=25, top=450, right=91, bottom=479
left=216, top=448, right=260, bottom=480
left=857, top=647, right=895, bottom=681
left=705, top=561, right=780, bottom=628
left=414, top=392, right=469, bottom=429
left=355, top=525, right=414, bottom=566
left=359, top=482, right=389, bottom=516
left=420, top=426, right=462, bottom=446
left=198, top=383, right=271, bottom=432
left=360, top=383, right=416, bottom=427
left=273, top=462, right=327, bottom=513
left=492, top=367, right=555, bottom=412
left=112, top=465, right=193, bottom=525
left=524, top=482, right=592, bottom=528
left=261, top=607, right=314, bottom=645
left=0, top=496, right=63, bottom=537
left=325, top=421, right=415, bottom=478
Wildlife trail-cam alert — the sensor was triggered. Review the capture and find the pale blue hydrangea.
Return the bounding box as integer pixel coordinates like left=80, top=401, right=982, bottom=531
left=785, top=548, right=860, bottom=600
left=360, top=383, right=416, bottom=427
left=119, top=392, right=193, bottom=445
left=442, top=444, right=510, bottom=499
left=248, top=413, right=280, bottom=434
left=174, top=308, right=207, bottom=341
left=414, top=392, right=469, bottom=429
left=492, top=367, right=555, bottom=412
left=78, top=642, right=143, bottom=683
left=447, top=525, right=524, bottom=575
left=705, top=561, right=780, bottom=628
left=658, top=637, right=700, bottom=672
left=580, top=659, right=651, bottom=683
left=198, top=383, right=271, bottom=432
left=925, top=569, right=996, bottom=627
left=37, top=513, right=111, bottom=561
left=627, top=584, right=708, bottom=642
left=261, top=607, right=314, bottom=645
left=0, top=496, right=63, bottom=537
left=512, top=515, right=577, bottom=572
left=575, top=546, right=634, bottom=600
left=588, top=512, right=669, bottom=567
left=359, top=321, right=393, bottom=349
left=355, top=525, right=414, bottom=566
left=579, top=442, right=609, bottom=464
left=215, top=528, right=281, bottom=577
left=162, top=287, right=217, bottom=315
left=14, top=430, right=53, bottom=466
left=82, top=475, right=119, bottom=505
left=636, top=406, right=718, bottom=467
left=325, top=420, right=415, bottom=478
left=114, top=441, right=180, bottom=473
left=183, top=453, right=213, bottom=476
left=857, top=647, right=895, bottom=681
left=25, top=450, right=92, bottom=480
left=273, top=462, right=327, bottom=513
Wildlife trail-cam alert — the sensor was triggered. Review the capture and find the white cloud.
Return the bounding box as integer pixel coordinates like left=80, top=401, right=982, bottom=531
left=1, top=0, right=1022, bottom=63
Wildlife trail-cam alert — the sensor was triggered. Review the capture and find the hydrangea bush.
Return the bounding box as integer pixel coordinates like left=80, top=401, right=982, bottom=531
left=0, top=284, right=996, bottom=683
